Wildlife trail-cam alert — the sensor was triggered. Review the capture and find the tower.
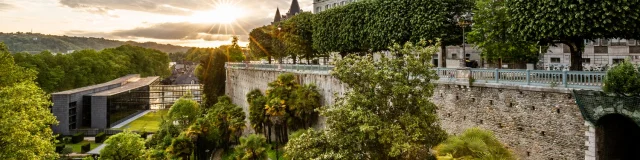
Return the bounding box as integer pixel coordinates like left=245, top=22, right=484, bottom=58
left=272, top=7, right=282, bottom=24
left=287, top=0, right=301, bottom=17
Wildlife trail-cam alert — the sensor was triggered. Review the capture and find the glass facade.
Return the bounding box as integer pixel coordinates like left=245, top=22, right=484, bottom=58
left=150, top=84, right=203, bottom=109
left=106, top=86, right=151, bottom=127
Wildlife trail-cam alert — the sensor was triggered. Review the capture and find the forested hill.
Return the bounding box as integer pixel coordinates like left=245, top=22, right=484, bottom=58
left=0, top=32, right=191, bottom=53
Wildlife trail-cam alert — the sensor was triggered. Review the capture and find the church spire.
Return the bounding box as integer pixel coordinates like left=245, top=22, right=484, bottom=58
left=288, top=0, right=301, bottom=16
left=273, top=7, right=282, bottom=23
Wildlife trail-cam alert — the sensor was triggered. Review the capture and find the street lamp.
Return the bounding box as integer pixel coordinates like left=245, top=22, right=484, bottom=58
left=277, top=24, right=283, bottom=69
left=456, top=13, right=473, bottom=68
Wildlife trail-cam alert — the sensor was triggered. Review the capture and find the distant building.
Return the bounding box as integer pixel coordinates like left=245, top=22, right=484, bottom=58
left=51, top=74, right=202, bottom=135
left=272, top=0, right=302, bottom=24
left=542, top=39, right=640, bottom=70
left=313, top=0, right=359, bottom=13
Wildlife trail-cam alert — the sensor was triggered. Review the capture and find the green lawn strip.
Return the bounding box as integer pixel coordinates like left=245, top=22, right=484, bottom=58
left=117, top=109, right=169, bottom=132
left=65, top=140, right=101, bottom=153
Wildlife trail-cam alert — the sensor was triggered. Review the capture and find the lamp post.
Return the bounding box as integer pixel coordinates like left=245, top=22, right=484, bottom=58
left=456, top=13, right=473, bottom=68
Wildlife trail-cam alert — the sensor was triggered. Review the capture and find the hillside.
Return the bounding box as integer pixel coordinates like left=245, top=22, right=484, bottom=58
left=0, top=32, right=191, bottom=53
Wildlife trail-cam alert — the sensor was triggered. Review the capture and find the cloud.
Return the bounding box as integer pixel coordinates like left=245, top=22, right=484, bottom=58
left=58, top=0, right=313, bottom=16
left=0, top=1, right=13, bottom=11
left=66, top=16, right=271, bottom=43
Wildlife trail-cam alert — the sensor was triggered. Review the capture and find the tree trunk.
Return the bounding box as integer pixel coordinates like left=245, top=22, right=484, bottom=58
left=267, top=124, right=271, bottom=142
left=566, top=38, right=585, bottom=71
left=268, top=55, right=272, bottom=64
left=439, top=45, right=447, bottom=68
left=293, top=55, right=297, bottom=64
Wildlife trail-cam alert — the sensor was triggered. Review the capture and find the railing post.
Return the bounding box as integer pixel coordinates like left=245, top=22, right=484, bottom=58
left=436, top=68, right=441, bottom=78
left=562, top=70, right=568, bottom=87
left=526, top=70, right=531, bottom=85
left=494, top=68, right=499, bottom=83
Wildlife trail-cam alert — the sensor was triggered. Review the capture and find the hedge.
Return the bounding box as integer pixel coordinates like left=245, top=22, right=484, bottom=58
left=81, top=143, right=91, bottom=153
left=95, top=132, right=107, bottom=143
left=72, top=132, right=85, bottom=143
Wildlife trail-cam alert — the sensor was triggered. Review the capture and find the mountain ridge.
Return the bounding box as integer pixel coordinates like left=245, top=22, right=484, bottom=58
left=0, top=32, right=191, bottom=53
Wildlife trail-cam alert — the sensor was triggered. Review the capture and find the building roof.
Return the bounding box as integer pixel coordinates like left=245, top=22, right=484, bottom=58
left=288, top=0, right=301, bottom=15
left=273, top=7, right=282, bottom=23
left=52, top=74, right=139, bottom=95
left=91, top=76, right=159, bottom=96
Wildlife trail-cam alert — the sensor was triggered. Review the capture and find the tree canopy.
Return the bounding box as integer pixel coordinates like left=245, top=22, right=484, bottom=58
left=100, top=131, right=147, bottom=160
left=0, top=42, right=58, bottom=159
left=12, top=45, right=171, bottom=92
left=507, top=0, right=640, bottom=70
left=285, top=40, right=448, bottom=159
left=234, top=134, right=271, bottom=160
left=603, top=60, right=640, bottom=95
left=168, top=97, right=200, bottom=127
left=467, top=0, right=541, bottom=67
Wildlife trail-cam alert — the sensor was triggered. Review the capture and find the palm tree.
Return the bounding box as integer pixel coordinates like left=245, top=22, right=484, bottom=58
left=234, top=134, right=270, bottom=160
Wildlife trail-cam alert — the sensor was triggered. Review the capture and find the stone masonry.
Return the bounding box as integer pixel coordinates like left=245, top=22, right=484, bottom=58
left=225, top=67, right=590, bottom=159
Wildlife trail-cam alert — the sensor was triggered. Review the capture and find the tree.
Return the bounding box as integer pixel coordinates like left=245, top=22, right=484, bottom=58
left=507, top=0, right=640, bottom=70
left=205, top=95, right=246, bottom=147
left=434, top=128, right=515, bottom=160
left=265, top=73, right=299, bottom=143
left=227, top=36, right=246, bottom=62
left=168, top=96, right=200, bottom=127
left=291, top=84, right=321, bottom=128
left=603, top=60, right=640, bottom=95
left=234, top=134, right=271, bottom=160
left=285, top=40, right=448, bottom=159
left=166, top=134, right=195, bottom=160
left=249, top=26, right=275, bottom=63
left=100, top=131, right=146, bottom=160
left=466, top=0, right=541, bottom=68
left=281, top=12, right=317, bottom=64
left=284, top=129, right=329, bottom=159
left=196, top=47, right=228, bottom=107
left=247, top=89, right=268, bottom=136
left=0, top=42, right=59, bottom=159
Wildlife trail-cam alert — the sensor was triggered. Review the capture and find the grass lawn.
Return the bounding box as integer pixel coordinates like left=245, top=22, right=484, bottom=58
left=117, top=109, right=169, bottom=132
left=66, top=140, right=101, bottom=153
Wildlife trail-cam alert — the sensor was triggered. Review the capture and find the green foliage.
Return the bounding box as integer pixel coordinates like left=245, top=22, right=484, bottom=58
left=287, top=40, right=448, bottom=159
left=312, top=0, right=473, bottom=54
left=281, top=12, right=318, bottom=63
left=507, top=0, right=640, bottom=70
left=434, top=128, right=515, bottom=160
left=265, top=73, right=299, bottom=119
left=234, top=134, right=271, bottom=160
left=72, top=132, right=85, bottom=143
left=12, top=45, right=171, bottom=92
left=248, top=26, right=275, bottom=62
left=291, top=84, right=321, bottom=127
left=166, top=134, right=195, bottom=160
left=603, top=60, right=640, bottom=95
left=168, top=96, right=200, bottom=127
left=193, top=47, right=228, bottom=107
left=467, top=0, right=541, bottom=65
left=0, top=32, right=190, bottom=53
left=0, top=42, right=58, bottom=159
left=95, top=132, right=107, bottom=143
left=247, top=89, right=268, bottom=134
left=283, top=129, right=329, bottom=159
left=100, top=131, right=146, bottom=160
left=228, top=36, right=246, bottom=62
left=205, top=95, right=247, bottom=147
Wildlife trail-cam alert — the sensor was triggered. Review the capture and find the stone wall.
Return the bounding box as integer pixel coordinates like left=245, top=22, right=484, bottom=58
left=431, top=82, right=587, bottom=159
left=225, top=67, right=589, bottom=159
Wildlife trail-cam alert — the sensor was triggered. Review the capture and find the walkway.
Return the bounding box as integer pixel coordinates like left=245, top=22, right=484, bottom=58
left=110, top=110, right=152, bottom=129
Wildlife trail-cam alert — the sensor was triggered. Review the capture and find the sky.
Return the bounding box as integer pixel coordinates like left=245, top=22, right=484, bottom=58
left=0, top=0, right=313, bottom=47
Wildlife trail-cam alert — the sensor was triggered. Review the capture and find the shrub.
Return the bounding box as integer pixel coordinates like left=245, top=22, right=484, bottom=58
left=434, top=128, right=515, bottom=160
left=95, top=132, right=106, bottom=143
left=72, top=132, right=85, bottom=143
left=603, top=60, right=640, bottom=95
left=81, top=143, right=91, bottom=153
left=140, top=132, right=149, bottom=139
left=55, top=143, right=65, bottom=153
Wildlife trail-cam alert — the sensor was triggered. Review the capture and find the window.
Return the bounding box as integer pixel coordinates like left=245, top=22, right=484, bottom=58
left=550, top=58, right=561, bottom=63
left=451, top=54, right=457, bottom=59
left=326, top=4, right=329, bottom=9
left=610, top=38, right=627, bottom=46
left=582, top=58, right=591, bottom=64
left=600, top=39, right=609, bottom=46
left=632, top=55, right=640, bottom=60
left=629, top=39, right=637, bottom=46
left=613, top=59, right=625, bottom=64
left=594, top=46, right=608, bottom=53
left=341, top=1, right=346, bottom=5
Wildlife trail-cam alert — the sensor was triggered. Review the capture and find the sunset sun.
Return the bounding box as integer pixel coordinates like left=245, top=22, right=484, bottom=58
left=188, top=2, right=244, bottom=24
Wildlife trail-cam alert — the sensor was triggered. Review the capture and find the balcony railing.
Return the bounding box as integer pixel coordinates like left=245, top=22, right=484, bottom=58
left=227, top=63, right=606, bottom=90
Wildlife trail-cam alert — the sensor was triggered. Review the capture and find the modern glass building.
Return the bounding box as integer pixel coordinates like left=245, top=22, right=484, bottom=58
left=51, top=75, right=201, bottom=135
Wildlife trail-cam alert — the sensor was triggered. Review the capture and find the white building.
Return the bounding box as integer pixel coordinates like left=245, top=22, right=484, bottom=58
left=542, top=39, right=640, bottom=70
left=313, top=0, right=359, bottom=13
